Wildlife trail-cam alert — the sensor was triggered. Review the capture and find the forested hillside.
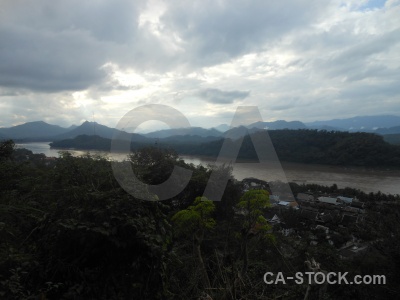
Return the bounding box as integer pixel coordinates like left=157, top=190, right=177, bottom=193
left=51, top=129, right=400, bottom=168
left=165, top=129, right=400, bottom=167
left=1, top=140, right=400, bottom=299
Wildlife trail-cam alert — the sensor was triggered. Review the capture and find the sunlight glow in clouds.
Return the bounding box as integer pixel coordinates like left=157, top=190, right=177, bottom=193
left=0, top=0, right=399, bottom=130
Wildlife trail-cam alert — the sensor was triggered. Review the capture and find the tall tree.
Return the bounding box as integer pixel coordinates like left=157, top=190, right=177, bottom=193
left=171, top=197, right=216, bottom=290
left=0, top=140, right=14, bottom=161
left=236, top=189, right=272, bottom=276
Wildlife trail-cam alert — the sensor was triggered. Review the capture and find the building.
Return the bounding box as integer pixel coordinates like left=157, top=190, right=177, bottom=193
left=318, top=196, right=340, bottom=205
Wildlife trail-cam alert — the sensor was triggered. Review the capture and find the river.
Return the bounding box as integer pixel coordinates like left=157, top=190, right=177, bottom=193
left=16, top=142, right=400, bottom=195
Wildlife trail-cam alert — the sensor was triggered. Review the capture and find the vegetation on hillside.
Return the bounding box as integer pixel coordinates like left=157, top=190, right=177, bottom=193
left=1, top=139, right=400, bottom=299
left=51, top=129, right=400, bottom=168
left=383, top=133, right=400, bottom=145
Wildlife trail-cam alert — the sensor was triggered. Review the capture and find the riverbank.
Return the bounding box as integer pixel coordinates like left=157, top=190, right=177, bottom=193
left=17, top=142, right=400, bottom=195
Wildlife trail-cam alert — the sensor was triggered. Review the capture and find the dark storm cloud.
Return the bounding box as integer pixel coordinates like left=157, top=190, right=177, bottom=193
left=0, top=26, right=110, bottom=92
left=198, top=88, right=249, bottom=104
left=0, top=0, right=145, bottom=92
left=0, top=0, right=399, bottom=128
left=0, top=0, right=375, bottom=93
left=160, top=0, right=327, bottom=66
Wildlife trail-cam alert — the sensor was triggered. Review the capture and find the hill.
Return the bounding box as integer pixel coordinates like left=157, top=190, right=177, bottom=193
left=52, top=121, right=149, bottom=143
left=50, top=135, right=113, bottom=151
left=0, top=121, right=71, bottom=140
left=248, top=120, right=307, bottom=130
left=49, top=134, right=153, bottom=151
left=143, top=127, right=222, bottom=139
left=213, top=124, right=230, bottom=132
left=49, top=133, right=220, bottom=151
left=383, top=134, right=400, bottom=145
left=50, top=129, right=400, bottom=168
left=306, top=115, right=400, bottom=132
left=222, top=126, right=264, bottom=140
left=175, top=129, right=400, bottom=167
left=375, top=126, right=400, bottom=135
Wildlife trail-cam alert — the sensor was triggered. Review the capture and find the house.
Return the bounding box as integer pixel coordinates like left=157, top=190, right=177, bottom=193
left=343, top=206, right=364, bottom=214
left=269, top=195, right=280, bottom=206
left=278, top=201, right=290, bottom=207
left=338, top=243, right=369, bottom=260
left=270, top=194, right=280, bottom=201
left=265, top=211, right=281, bottom=225
left=337, top=196, right=353, bottom=204
left=242, top=178, right=269, bottom=191
left=318, top=196, right=340, bottom=205
left=278, top=200, right=299, bottom=208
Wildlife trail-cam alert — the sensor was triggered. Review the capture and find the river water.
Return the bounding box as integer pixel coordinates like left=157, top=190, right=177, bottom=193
left=16, top=142, right=400, bottom=195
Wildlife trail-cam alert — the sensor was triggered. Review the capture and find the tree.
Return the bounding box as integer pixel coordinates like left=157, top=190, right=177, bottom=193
left=171, top=197, right=216, bottom=290
left=0, top=140, right=15, bottom=161
left=236, top=190, right=272, bottom=276
left=129, top=146, right=181, bottom=184
left=0, top=150, right=172, bottom=299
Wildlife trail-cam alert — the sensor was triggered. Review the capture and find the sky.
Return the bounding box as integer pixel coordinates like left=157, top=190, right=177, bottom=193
left=0, top=0, right=399, bottom=132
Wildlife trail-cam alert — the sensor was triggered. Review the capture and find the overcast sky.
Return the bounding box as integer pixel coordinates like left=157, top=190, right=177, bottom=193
left=0, top=0, right=399, bottom=131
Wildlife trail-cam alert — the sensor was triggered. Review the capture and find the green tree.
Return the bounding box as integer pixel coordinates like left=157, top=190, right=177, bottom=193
left=236, top=190, right=272, bottom=276
left=0, top=140, right=15, bottom=161
left=171, top=196, right=216, bottom=290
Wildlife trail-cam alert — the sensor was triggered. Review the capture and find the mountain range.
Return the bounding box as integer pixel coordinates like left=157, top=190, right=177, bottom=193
left=1, top=115, right=400, bottom=143
left=0, top=121, right=76, bottom=140
left=305, top=115, right=400, bottom=132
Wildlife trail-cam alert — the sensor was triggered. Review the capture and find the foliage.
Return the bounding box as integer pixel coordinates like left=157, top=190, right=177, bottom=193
left=236, top=189, right=272, bottom=237
left=51, top=129, right=400, bottom=168
left=172, top=196, right=216, bottom=235
left=0, top=139, right=15, bottom=160
left=1, top=140, right=400, bottom=299
left=0, top=144, right=172, bottom=299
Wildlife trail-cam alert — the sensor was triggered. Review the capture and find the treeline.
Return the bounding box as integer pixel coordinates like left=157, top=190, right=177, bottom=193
left=176, top=129, right=400, bottom=167
left=1, top=140, right=400, bottom=299
left=50, top=134, right=112, bottom=151
left=51, top=129, right=400, bottom=167
left=383, top=133, right=400, bottom=145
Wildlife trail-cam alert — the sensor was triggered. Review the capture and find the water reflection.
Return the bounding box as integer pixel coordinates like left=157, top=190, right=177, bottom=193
left=16, top=143, right=400, bottom=195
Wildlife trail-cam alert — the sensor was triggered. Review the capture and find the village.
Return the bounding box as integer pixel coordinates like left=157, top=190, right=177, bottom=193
left=240, top=178, right=370, bottom=260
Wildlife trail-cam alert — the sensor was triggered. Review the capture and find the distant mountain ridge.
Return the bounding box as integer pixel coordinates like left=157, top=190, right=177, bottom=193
left=375, top=126, right=400, bottom=135
left=2, top=114, right=400, bottom=142
left=54, top=121, right=149, bottom=143
left=143, top=127, right=222, bottom=139
left=222, top=126, right=264, bottom=140
left=305, top=115, right=400, bottom=132
left=248, top=120, right=307, bottom=130
left=0, top=121, right=70, bottom=139
left=213, top=124, right=230, bottom=132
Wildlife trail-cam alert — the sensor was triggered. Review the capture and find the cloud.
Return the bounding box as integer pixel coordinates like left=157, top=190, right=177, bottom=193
left=198, top=88, right=249, bottom=104
left=0, top=25, right=110, bottom=92
left=0, top=0, right=149, bottom=92
left=0, top=0, right=399, bottom=128
left=160, top=0, right=329, bottom=67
